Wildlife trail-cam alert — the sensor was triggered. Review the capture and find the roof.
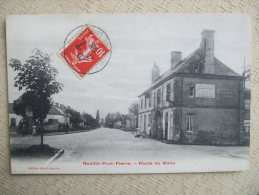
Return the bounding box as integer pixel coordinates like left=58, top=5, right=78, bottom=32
left=8, top=103, right=69, bottom=117
left=139, top=49, right=242, bottom=96
left=48, top=105, right=68, bottom=116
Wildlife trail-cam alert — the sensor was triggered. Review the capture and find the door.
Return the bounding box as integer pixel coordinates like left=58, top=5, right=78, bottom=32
left=165, top=112, right=168, bottom=140
left=144, top=115, right=146, bottom=132
left=153, top=110, right=162, bottom=139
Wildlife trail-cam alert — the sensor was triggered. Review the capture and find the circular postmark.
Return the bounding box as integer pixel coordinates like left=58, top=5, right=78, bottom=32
left=60, top=25, right=112, bottom=78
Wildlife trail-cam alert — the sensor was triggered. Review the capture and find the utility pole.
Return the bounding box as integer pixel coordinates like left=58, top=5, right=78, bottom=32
left=243, top=57, right=246, bottom=76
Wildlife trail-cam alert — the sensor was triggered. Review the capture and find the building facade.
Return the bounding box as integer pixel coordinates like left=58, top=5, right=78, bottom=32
left=138, top=29, right=250, bottom=145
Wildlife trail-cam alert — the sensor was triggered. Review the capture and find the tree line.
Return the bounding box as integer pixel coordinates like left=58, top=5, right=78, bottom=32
left=104, top=101, right=138, bottom=129
left=66, top=107, right=99, bottom=129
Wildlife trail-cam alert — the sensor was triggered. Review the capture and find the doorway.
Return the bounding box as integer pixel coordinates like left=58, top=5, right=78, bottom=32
left=165, top=112, right=168, bottom=140
left=153, top=110, right=162, bottom=139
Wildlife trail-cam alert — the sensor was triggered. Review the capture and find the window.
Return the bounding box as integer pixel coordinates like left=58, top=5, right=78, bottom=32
left=148, top=114, right=151, bottom=127
left=192, top=62, right=200, bottom=73
left=244, top=125, right=250, bottom=133
left=141, top=98, right=143, bottom=109
left=245, top=100, right=250, bottom=110
left=153, top=91, right=156, bottom=107
left=244, top=120, right=250, bottom=133
left=148, top=93, right=151, bottom=107
left=166, top=83, right=171, bottom=101
left=144, top=115, right=146, bottom=130
left=186, top=113, right=194, bottom=132
left=10, top=118, right=16, bottom=127
left=48, top=119, right=58, bottom=124
left=157, top=89, right=161, bottom=105
left=140, top=115, right=142, bottom=128
left=145, top=93, right=151, bottom=108
left=189, top=87, right=195, bottom=97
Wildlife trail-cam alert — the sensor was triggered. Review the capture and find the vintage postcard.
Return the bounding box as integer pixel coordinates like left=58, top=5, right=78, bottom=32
left=6, top=14, right=251, bottom=174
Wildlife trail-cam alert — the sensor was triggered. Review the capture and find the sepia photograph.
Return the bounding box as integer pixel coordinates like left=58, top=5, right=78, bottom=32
left=6, top=14, right=251, bottom=174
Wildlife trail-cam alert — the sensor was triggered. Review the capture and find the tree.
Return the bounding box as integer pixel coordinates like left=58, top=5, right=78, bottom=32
left=128, top=101, right=138, bottom=116
left=96, top=110, right=100, bottom=124
left=115, top=112, right=122, bottom=122
left=105, top=112, right=117, bottom=128
left=9, top=49, right=63, bottom=146
left=82, top=113, right=98, bottom=128
left=104, top=112, right=130, bottom=128
left=104, top=113, right=111, bottom=127
left=65, top=107, right=82, bottom=128
left=14, top=92, right=52, bottom=122
left=128, top=101, right=139, bottom=129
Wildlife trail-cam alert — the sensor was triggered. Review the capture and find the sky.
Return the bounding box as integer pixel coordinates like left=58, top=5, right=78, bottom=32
left=6, top=14, right=251, bottom=119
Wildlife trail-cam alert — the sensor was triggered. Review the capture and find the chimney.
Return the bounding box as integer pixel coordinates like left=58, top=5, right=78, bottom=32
left=200, top=29, right=215, bottom=74
left=171, top=51, right=182, bottom=69
left=60, top=104, right=66, bottom=110
left=152, top=62, right=160, bottom=83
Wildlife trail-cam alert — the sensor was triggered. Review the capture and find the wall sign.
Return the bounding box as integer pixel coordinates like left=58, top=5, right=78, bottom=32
left=195, top=84, right=215, bottom=98
left=219, top=89, right=236, bottom=99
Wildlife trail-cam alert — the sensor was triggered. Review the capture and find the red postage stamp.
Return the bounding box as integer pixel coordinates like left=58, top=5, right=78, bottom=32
left=60, top=26, right=111, bottom=78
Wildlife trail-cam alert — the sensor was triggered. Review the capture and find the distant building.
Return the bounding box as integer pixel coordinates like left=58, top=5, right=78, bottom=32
left=138, top=29, right=250, bottom=145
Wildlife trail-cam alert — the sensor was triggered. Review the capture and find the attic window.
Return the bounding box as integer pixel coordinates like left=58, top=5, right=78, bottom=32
left=193, top=62, right=200, bottom=73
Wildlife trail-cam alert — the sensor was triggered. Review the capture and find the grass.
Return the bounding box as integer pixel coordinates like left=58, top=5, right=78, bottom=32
left=11, top=144, right=59, bottom=158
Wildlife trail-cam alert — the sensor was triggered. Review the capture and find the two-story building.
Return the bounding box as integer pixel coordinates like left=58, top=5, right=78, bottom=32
left=138, top=29, right=250, bottom=145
